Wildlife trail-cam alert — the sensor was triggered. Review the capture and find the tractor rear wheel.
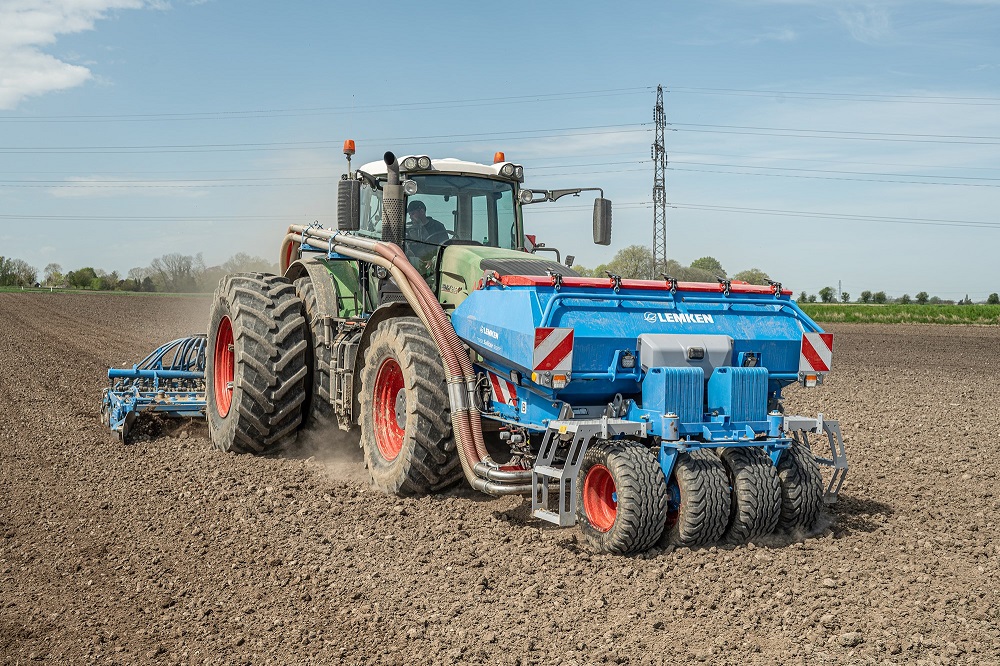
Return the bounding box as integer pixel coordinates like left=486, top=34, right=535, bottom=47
left=575, top=440, right=667, bottom=555
left=357, top=316, right=462, bottom=495
left=293, top=275, right=333, bottom=427
left=205, top=273, right=309, bottom=454
left=776, top=437, right=824, bottom=535
left=719, top=447, right=782, bottom=544
left=660, top=449, right=731, bottom=548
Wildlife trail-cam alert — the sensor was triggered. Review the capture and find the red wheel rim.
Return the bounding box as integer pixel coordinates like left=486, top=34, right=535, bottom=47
left=213, top=316, right=235, bottom=418
left=583, top=464, right=617, bottom=532
left=373, top=357, right=406, bottom=461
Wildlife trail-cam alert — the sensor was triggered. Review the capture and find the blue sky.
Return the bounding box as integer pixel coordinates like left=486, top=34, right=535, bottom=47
left=1, top=0, right=998, bottom=299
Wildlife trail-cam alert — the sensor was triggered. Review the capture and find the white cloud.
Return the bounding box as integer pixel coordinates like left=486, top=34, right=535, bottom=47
left=746, top=27, right=798, bottom=45
left=0, top=0, right=147, bottom=110
left=835, top=6, right=893, bottom=43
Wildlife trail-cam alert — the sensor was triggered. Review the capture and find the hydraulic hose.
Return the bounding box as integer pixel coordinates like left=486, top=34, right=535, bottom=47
left=282, top=225, right=523, bottom=494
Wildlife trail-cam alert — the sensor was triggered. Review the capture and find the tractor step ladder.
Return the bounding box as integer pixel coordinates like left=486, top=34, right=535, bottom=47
left=531, top=417, right=646, bottom=527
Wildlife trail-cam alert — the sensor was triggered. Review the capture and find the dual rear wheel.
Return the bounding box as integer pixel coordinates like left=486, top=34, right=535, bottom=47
left=576, top=440, right=824, bottom=554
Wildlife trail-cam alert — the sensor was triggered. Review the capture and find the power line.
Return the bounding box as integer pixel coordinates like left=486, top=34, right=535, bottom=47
left=672, top=122, right=1000, bottom=142
left=667, top=86, right=1000, bottom=106
left=0, top=87, right=653, bottom=123
left=672, top=126, right=1000, bottom=146
left=671, top=160, right=1000, bottom=182
left=0, top=124, right=650, bottom=154
left=668, top=166, right=1000, bottom=188
left=668, top=202, right=1000, bottom=230
left=672, top=151, right=1000, bottom=173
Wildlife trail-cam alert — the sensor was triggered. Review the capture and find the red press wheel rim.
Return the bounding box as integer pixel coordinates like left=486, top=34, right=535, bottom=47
left=213, top=316, right=235, bottom=418
left=373, top=357, right=406, bottom=461
left=583, top=464, right=617, bottom=532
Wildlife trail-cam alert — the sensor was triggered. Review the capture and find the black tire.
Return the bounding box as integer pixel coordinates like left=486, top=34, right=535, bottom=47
left=776, top=438, right=824, bottom=535
left=576, top=440, right=667, bottom=555
left=205, top=273, right=309, bottom=454
left=357, top=316, right=462, bottom=495
left=719, top=447, right=781, bottom=544
left=660, top=449, right=731, bottom=548
left=293, top=275, right=333, bottom=427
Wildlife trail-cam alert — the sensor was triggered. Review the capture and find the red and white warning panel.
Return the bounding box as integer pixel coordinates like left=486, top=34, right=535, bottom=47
left=533, top=327, right=574, bottom=372
left=489, top=372, right=518, bottom=406
left=799, top=332, right=834, bottom=386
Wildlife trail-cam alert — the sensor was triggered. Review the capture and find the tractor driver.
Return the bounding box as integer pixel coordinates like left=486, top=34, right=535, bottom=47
left=405, top=200, right=449, bottom=275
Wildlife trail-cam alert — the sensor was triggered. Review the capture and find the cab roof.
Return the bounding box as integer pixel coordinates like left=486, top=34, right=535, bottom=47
left=357, top=156, right=512, bottom=178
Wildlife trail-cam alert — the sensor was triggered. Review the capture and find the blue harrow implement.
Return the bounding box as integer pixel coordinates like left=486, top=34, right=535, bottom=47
left=101, top=335, right=207, bottom=442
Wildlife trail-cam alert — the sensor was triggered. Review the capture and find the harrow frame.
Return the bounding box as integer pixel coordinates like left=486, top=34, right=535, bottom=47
left=101, top=335, right=207, bottom=442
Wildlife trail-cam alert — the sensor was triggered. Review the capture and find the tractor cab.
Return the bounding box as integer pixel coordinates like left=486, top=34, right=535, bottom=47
left=347, top=152, right=612, bottom=307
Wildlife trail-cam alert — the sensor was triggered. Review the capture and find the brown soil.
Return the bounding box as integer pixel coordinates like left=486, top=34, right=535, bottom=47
left=1, top=292, right=998, bottom=665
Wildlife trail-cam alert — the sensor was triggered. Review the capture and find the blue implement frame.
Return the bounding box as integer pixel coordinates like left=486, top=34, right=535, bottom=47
left=102, top=335, right=207, bottom=441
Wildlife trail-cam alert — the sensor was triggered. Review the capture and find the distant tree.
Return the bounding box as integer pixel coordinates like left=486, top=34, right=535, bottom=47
left=66, top=267, right=98, bottom=289
left=221, top=252, right=277, bottom=274
left=689, top=256, right=726, bottom=279
left=818, top=286, right=836, bottom=303
left=43, top=263, right=63, bottom=286
left=141, top=276, right=155, bottom=292
left=859, top=290, right=872, bottom=304
left=873, top=291, right=888, bottom=304
left=733, top=268, right=770, bottom=285
left=150, top=253, right=197, bottom=293
left=797, top=291, right=808, bottom=303
left=808, top=294, right=817, bottom=303
left=898, top=293, right=911, bottom=304
left=915, top=291, right=929, bottom=305
left=604, top=245, right=655, bottom=279
left=570, top=264, right=591, bottom=277
left=0, top=257, right=38, bottom=286
left=840, top=291, right=850, bottom=303
left=929, top=296, right=943, bottom=305
left=988, top=293, right=1000, bottom=305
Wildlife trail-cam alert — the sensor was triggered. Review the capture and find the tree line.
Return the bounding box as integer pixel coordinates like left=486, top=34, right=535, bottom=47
left=571, top=244, right=773, bottom=285
left=0, top=253, right=277, bottom=293
left=797, top=287, right=999, bottom=306
left=569, top=245, right=999, bottom=305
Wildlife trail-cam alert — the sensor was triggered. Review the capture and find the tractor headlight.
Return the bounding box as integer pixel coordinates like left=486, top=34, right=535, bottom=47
left=402, top=156, right=418, bottom=170
left=500, top=163, right=515, bottom=177
left=519, top=189, right=535, bottom=205
left=514, top=165, right=523, bottom=181
left=402, top=179, right=418, bottom=196
left=416, top=156, right=431, bottom=169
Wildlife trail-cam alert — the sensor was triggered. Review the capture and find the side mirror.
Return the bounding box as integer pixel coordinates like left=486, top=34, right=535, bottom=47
left=565, top=255, right=575, bottom=268
left=337, top=179, right=361, bottom=231
left=593, top=198, right=612, bottom=245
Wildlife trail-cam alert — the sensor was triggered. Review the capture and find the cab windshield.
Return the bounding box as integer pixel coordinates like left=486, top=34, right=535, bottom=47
left=405, top=175, right=519, bottom=251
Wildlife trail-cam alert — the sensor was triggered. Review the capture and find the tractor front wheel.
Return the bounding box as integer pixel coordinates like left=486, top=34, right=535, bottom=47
left=575, top=440, right=667, bottom=555
left=357, top=316, right=462, bottom=495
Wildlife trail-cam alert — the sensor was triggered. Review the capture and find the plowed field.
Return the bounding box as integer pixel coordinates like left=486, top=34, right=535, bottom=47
left=1, top=292, right=997, bottom=665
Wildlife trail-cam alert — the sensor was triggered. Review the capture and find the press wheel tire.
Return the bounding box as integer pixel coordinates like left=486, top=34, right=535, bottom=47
left=205, top=273, right=309, bottom=454
left=660, top=449, right=731, bottom=548
left=576, top=440, right=668, bottom=555
left=719, top=447, right=782, bottom=544
left=357, top=316, right=462, bottom=495
left=776, top=438, right=824, bottom=535
left=293, top=275, right=333, bottom=427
